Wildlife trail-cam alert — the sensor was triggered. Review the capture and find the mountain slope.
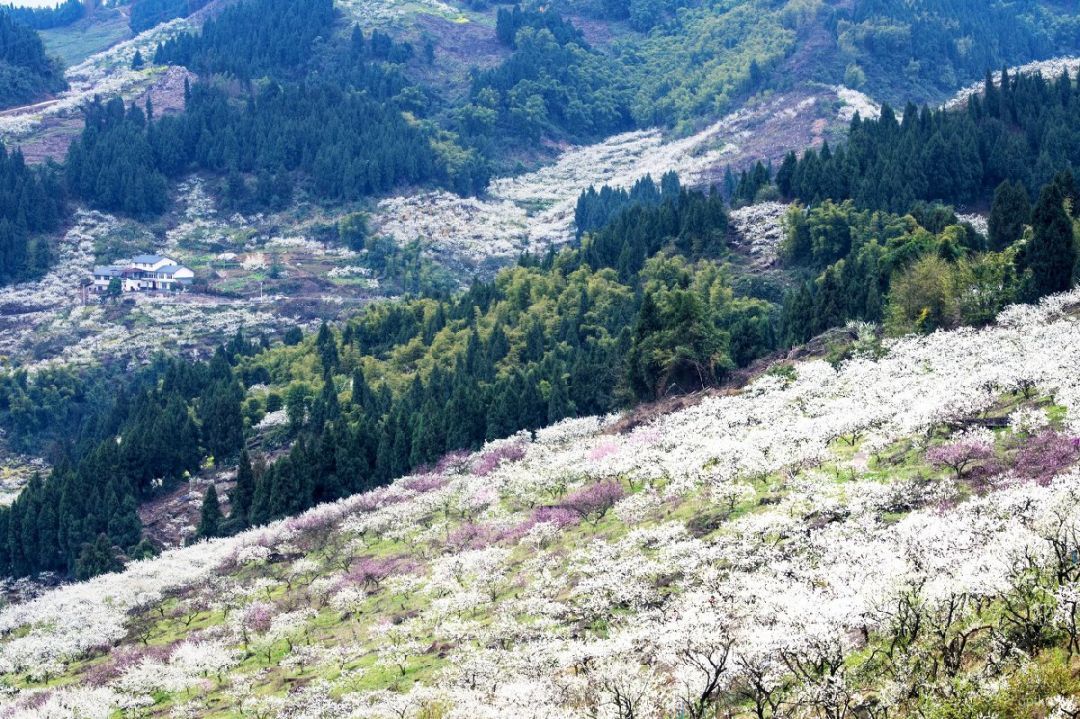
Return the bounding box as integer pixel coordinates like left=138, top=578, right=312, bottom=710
left=0, top=12, right=65, bottom=110
left=2, top=289, right=1080, bottom=716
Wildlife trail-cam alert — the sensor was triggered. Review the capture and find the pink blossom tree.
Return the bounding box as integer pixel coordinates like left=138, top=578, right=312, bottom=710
left=1014, top=430, right=1080, bottom=485
left=926, top=436, right=995, bottom=480
left=560, top=481, right=626, bottom=524
left=473, top=442, right=527, bottom=476
left=346, top=555, right=419, bottom=591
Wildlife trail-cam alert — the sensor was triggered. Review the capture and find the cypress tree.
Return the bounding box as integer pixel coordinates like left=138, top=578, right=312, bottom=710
left=989, top=180, right=1031, bottom=251
left=232, top=450, right=255, bottom=525
left=108, top=494, right=142, bottom=549
left=410, top=398, right=445, bottom=468
left=547, top=368, right=573, bottom=425
left=1026, top=183, right=1077, bottom=298
left=197, top=484, right=222, bottom=539
left=75, top=534, right=122, bottom=580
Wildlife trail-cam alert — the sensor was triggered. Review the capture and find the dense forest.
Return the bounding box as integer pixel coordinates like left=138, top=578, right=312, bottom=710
left=0, top=11, right=65, bottom=109
left=836, top=0, right=1078, bottom=101
left=0, top=142, right=64, bottom=285
left=771, top=68, right=1080, bottom=213
left=774, top=174, right=1078, bottom=346
left=152, top=0, right=334, bottom=79
left=64, top=77, right=470, bottom=215
left=72, top=0, right=490, bottom=210
left=0, top=0, right=83, bottom=30
left=129, top=0, right=211, bottom=33
left=465, top=9, right=633, bottom=142
left=574, top=171, right=680, bottom=237
left=0, top=352, right=249, bottom=578
left=527, top=0, right=1080, bottom=130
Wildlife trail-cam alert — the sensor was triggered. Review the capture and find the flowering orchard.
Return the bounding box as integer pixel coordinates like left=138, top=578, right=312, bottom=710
left=371, top=87, right=874, bottom=269
left=3, top=290, right=1080, bottom=716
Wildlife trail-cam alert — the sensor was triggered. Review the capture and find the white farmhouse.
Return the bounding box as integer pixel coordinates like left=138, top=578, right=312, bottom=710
left=91, top=254, right=195, bottom=293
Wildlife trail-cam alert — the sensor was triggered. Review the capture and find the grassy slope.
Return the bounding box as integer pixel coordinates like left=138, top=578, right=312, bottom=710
left=40, top=9, right=132, bottom=68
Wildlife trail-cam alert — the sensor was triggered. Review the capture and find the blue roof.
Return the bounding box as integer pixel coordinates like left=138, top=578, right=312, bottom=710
left=93, top=265, right=123, bottom=276
left=131, top=254, right=169, bottom=264
left=156, top=265, right=186, bottom=274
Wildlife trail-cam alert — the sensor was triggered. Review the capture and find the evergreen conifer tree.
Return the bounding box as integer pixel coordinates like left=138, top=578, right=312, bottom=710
left=1026, top=183, right=1077, bottom=298
left=232, top=450, right=255, bottom=525
left=197, top=484, right=222, bottom=539
left=989, top=180, right=1031, bottom=251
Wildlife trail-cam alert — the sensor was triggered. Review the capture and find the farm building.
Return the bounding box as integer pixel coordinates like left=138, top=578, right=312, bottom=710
left=91, top=254, right=194, bottom=293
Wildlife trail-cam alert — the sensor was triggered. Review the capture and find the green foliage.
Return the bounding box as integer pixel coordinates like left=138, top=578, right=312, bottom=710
left=0, top=0, right=83, bottom=30
left=730, top=161, right=773, bottom=208
left=623, top=0, right=795, bottom=127
left=627, top=258, right=733, bottom=399
left=199, top=377, right=245, bottom=462
left=919, top=659, right=1080, bottom=719
left=71, top=70, right=487, bottom=213
left=844, top=62, right=866, bottom=89
left=468, top=17, right=633, bottom=142
left=0, top=142, right=64, bottom=286
left=781, top=70, right=1080, bottom=213
left=575, top=172, right=679, bottom=239
left=231, top=449, right=255, bottom=525
left=65, top=97, right=167, bottom=216
left=1025, top=179, right=1078, bottom=299
left=338, top=213, right=369, bottom=252
left=129, top=0, right=210, bottom=33
left=197, top=484, right=222, bottom=538
left=0, top=365, right=103, bottom=453
left=496, top=5, right=584, bottom=48
left=152, top=0, right=334, bottom=80
left=884, top=254, right=960, bottom=334
left=0, top=11, right=67, bottom=109
left=0, top=354, right=253, bottom=578
left=74, top=534, right=123, bottom=580
left=988, top=180, right=1031, bottom=251
left=778, top=200, right=1028, bottom=344
left=835, top=0, right=1078, bottom=102
left=56, top=1, right=486, bottom=215
left=582, top=185, right=729, bottom=277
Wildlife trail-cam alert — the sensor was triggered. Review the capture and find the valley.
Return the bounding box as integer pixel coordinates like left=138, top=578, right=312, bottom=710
left=0, top=0, right=1079, bottom=715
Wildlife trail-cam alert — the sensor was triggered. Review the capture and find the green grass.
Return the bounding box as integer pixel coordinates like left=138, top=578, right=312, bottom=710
left=41, top=9, right=131, bottom=68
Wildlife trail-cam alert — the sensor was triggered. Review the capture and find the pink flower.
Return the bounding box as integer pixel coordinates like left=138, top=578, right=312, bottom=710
left=242, top=602, right=273, bottom=634
left=403, top=474, right=449, bottom=494
left=474, top=442, right=527, bottom=476
left=530, top=506, right=581, bottom=528
left=588, top=441, right=619, bottom=462
left=926, top=436, right=995, bottom=480
left=434, top=450, right=473, bottom=474
left=346, top=555, right=420, bottom=590
left=447, top=522, right=498, bottom=551
left=1014, top=430, right=1080, bottom=485
left=559, top=481, right=626, bottom=524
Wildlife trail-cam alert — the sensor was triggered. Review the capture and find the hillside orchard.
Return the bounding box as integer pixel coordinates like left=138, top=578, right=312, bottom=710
left=0, top=289, right=1079, bottom=716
